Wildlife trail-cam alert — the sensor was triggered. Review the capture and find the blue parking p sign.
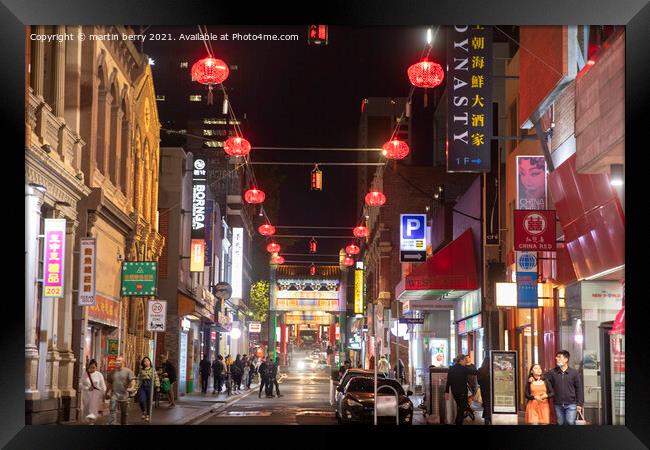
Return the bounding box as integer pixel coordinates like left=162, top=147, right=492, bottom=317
left=400, top=214, right=427, bottom=262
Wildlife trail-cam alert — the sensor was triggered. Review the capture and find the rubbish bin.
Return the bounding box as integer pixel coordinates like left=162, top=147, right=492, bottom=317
left=426, top=366, right=449, bottom=424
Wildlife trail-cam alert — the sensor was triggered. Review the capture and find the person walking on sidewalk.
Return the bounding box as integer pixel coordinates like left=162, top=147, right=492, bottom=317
left=225, top=355, right=234, bottom=395
left=525, top=364, right=555, bottom=425
left=268, top=357, right=283, bottom=398
left=445, top=354, right=479, bottom=426
left=247, top=357, right=256, bottom=389
left=378, top=355, right=390, bottom=377
left=543, top=350, right=584, bottom=425
left=78, top=359, right=106, bottom=424
left=477, top=357, right=492, bottom=425
left=231, top=355, right=243, bottom=393
left=106, top=356, right=135, bottom=425
left=212, top=355, right=225, bottom=394
left=136, top=356, right=160, bottom=422
left=258, top=357, right=270, bottom=398
left=159, top=354, right=177, bottom=407
left=199, top=354, right=211, bottom=394
left=242, top=355, right=250, bottom=390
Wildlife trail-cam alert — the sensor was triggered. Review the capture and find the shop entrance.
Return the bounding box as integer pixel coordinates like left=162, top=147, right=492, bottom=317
left=516, top=324, right=534, bottom=410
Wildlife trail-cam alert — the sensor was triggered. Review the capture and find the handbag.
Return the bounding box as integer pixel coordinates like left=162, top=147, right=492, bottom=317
left=575, top=409, right=589, bottom=425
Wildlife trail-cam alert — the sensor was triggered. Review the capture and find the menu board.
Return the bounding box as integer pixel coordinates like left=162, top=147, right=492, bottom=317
left=491, top=351, right=518, bottom=414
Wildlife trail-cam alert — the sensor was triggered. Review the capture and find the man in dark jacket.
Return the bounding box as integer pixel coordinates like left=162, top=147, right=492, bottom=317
left=445, top=354, right=479, bottom=425
left=160, top=353, right=177, bottom=407
left=212, top=355, right=225, bottom=394
left=258, top=357, right=270, bottom=398
left=477, top=357, right=491, bottom=425
left=199, top=354, right=211, bottom=393
left=268, top=357, right=283, bottom=398
left=543, top=350, right=584, bottom=425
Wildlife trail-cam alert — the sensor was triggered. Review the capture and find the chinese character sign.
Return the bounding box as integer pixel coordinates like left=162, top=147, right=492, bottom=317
left=447, top=25, right=493, bottom=172
left=190, top=239, right=205, bottom=273
left=43, top=219, right=66, bottom=298
left=78, top=238, right=96, bottom=306
left=514, top=210, right=556, bottom=251
left=516, top=156, right=547, bottom=210
left=354, top=269, right=364, bottom=315
left=121, top=262, right=157, bottom=296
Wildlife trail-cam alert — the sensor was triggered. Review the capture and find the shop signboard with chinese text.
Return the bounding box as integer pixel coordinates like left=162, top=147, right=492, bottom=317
left=147, top=300, right=167, bottom=332
left=43, top=218, right=66, bottom=298
left=78, top=237, right=96, bottom=305
left=121, top=262, right=157, bottom=296
left=447, top=25, right=493, bottom=172
left=231, top=227, right=244, bottom=299
left=516, top=252, right=538, bottom=308
left=87, top=296, right=120, bottom=328
left=249, top=322, right=261, bottom=333
left=107, top=339, right=119, bottom=355
left=514, top=210, right=556, bottom=251
left=354, top=269, right=364, bottom=314
left=490, top=350, right=518, bottom=414
left=190, top=239, right=205, bottom=272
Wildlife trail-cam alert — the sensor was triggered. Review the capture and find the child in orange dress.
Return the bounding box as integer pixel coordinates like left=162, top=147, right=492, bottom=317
left=525, top=364, right=555, bottom=425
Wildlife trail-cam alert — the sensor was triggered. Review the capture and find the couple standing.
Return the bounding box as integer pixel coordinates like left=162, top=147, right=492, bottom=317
left=258, top=356, right=282, bottom=398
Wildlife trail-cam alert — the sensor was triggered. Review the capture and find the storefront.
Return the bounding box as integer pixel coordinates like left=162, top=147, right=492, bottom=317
left=85, top=295, right=121, bottom=378
left=455, top=290, right=484, bottom=368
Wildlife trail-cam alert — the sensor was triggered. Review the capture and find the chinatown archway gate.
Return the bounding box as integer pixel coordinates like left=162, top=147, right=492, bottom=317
left=269, top=265, right=347, bottom=365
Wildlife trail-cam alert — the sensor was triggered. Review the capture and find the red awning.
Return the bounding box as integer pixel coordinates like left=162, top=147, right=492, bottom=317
left=404, top=229, right=479, bottom=291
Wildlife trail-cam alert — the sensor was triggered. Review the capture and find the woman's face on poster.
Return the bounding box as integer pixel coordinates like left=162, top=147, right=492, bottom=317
left=519, top=158, right=545, bottom=199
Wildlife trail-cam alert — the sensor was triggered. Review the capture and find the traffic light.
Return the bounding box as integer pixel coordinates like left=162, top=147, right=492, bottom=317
left=308, top=25, right=328, bottom=45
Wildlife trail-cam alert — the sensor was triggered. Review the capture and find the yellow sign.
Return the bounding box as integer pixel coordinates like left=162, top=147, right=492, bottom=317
left=354, top=269, right=364, bottom=314
left=190, top=239, right=205, bottom=272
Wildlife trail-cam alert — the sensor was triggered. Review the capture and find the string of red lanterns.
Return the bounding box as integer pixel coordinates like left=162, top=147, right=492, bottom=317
left=224, top=136, right=252, bottom=157
left=342, top=256, right=355, bottom=267
left=345, top=244, right=360, bottom=255
left=258, top=223, right=276, bottom=236
left=244, top=188, right=265, bottom=204
left=191, top=56, right=230, bottom=104
left=382, top=139, right=410, bottom=160
left=365, top=190, right=386, bottom=207
left=266, top=242, right=281, bottom=253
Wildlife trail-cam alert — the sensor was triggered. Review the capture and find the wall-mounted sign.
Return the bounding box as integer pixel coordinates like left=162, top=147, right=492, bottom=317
left=43, top=218, right=66, bottom=298
left=399, top=317, right=425, bottom=325
left=231, top=227, right=243, bottom=299
left=430, top=339, right=449, bottom=367
left=107, top=339, right=119, bottom=356
left=249, top=322, right=261, bottom=333
left=495, top=282, right=517, bottom=307
left=400, top=214, right=427, bottom=262
left=78, top=237, right=96, bottom=306
left=121, top=262, right=157, bottom=296
left=516, top=252, right=538, bottom=308
left=514, top=210, right=556, bottom=251
left=354, top=269, right=364, bottom=315
left=192, top=157, right=208, bottom=239
left=490, top=351, right=518, bottom=414
left=147, top=300, right=167, bottom=332
left=447, top=25, right=493, bottom=173
left=87, top=295, right=120, bottom=327
left=457, top=313, right=482, bottom=334
left=516, top=155, right=547, bottom=210
left=190, top=239, right=205, bottom=272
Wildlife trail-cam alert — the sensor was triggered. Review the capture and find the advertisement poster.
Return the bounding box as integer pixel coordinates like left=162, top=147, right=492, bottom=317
left=429, top=339, right=448, bottom=367
left=78, top=238, right=96, bottom=306
left=43, top=218, right=66, bottom=298
left=491, top=351, right=518, bottom=414
left=516, top=156, right=547, bottom=210
left=514, top=210, right=556, bottom=251
left=121, top=262, right=157, bottom=296
left=447, top=25, right=493, bottom=172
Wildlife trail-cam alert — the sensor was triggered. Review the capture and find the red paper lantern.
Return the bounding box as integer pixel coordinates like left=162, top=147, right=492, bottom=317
left=353, top=226, right=369, bottom=238
left=271, top=255, right=285, bottom=265
left=343, top=256, right=355, bottom=267
left=191, top=57, right=230, bottom=85
left=224, top=137, right=252, bottom=157
left=309, top=264, right=317, bottom=276
left=346, top=244, right=360, bottom=255
left=365, top=190, right=386, bottom=207
left=258, top=224, right=276, bottom=236
left=244, top=188, right=265, bottom=204
left=266, top=242, right=281, bottom=253
left=382, top=139, right=410, bottom=160
left=407, top=58, right=444, bottom=88
left=309, top=238, right=317, bottom=254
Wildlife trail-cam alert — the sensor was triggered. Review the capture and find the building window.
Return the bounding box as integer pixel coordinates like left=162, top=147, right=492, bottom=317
left=204, top=118, right=227, bottom=125
left=180, top=61, right=188, bottom=68
left=203, top=129, right=216, bottom=136
left=156, top=95, right=165, bottom=101
left=189, top=95, right=202, bottom=102
left=204, top=140, right=224, bottom=148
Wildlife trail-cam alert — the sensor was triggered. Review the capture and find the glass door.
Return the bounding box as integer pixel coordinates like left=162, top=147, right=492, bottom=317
left=516, top=325, right=533, bottom=410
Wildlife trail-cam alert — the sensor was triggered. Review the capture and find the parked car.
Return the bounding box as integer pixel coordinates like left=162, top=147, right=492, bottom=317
left=334, top=369, right=386, bottom=419
left=337, top=377, right=413, bottom=425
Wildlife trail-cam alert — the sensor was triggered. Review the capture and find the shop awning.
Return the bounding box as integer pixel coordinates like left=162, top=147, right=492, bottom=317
left=397, top=229, right=479, bottom=301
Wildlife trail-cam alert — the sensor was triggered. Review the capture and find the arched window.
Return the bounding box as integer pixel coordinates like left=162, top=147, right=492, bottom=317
left=119, top=94, right=130, bottom=196
left=108, top=81, right=120, bottom=186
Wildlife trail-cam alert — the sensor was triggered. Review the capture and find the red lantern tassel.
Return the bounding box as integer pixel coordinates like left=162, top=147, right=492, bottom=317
left=423, top=89, right=428, bottom=108
left=207, top=85, right=214, bottom=105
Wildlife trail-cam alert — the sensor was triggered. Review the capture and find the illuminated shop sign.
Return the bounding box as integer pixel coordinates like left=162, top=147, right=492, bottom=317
left=354, top=269, right=364, bottom=314
left=192, top=158, right=207, bottom=239
left=78, top=237, right=96, bottom=306
left=190, top=239, right=205, bottom=272
left=43, top=218, right=66, bottom=298
left=231, top=227, right=243, bottom=299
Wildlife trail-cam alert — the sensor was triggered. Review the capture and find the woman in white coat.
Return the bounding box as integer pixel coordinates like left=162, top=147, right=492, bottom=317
left=78, top=359, right=107, bottom=424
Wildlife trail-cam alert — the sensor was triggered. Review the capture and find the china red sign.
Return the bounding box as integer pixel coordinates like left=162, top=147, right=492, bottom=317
left=514, top=210, right=556, bottom=251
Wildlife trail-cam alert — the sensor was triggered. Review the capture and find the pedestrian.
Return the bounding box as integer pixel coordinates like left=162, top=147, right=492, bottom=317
left=159, top=353, right=177, bottom=406
left=396, top=359, right=405, bottom=384
left=242, top=355, right=250, bottom=390
left=78, top=359, right=106, bottom=425
left=541, top=350, right=584, bottom=425
left=268, top=357, right=283, bottom=398
left=199, top=354, right=211, bottom=394
left=464, top=356, right=479, bottom=421
left=369, top=355, right=375, bottom=371
left=212, top=354, right=225, bottom=394
left=378, top=355, right=390, bottom=377
left=136, top=356, right=160, bottom=422
left=106, top=356, right=136, bottom=425
left=247, top=357, right=256, bottom=389
left=445, top=354, right=478, bottom=426
left=338, top=359, right=351, bottom=379
left=477, top=357, right=491, bottom=425
left=258, top=357, right=269, bottom=398
left=525, top=364, right=554, bottom=425
left=232, top=355, right=243, bottom=392
left=225, top=355, right=233, bottom=395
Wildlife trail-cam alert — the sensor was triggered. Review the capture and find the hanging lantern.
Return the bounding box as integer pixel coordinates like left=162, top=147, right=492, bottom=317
left=258, top=224, right=276, bottom=236
left=224, top=136, right=252, bottom=157
left=244, top=188, right=265, bottom=204
left=309, top=237, right=318, bottom=254
left=365, top=190, right=386, bottom=207
left=309, top=263, right=317, bottom=276
left=408, top=58, right=444, bottom=107
left=266, top=242, right=281, bottom=253
left=191, top=57, right=230, bottom=104
left=382, top=139, right=410, bottom=160
left=345, top=244, right=360, bottom=255
left=311, top=164, right=323, bottom=191
left=353, top=225, right=369, bottom=238
left=342, top=256, right=355, bottom=267
left=271, top=255, right=285, bottom=265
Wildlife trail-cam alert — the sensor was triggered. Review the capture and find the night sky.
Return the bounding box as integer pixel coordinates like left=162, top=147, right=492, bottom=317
left=144, top=26, right=445, bottom=259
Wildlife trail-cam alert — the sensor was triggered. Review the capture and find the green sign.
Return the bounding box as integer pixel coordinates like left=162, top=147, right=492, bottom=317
left=107, top=339, right=119, bottom=355
left=121, top=262, right=157, bottom=296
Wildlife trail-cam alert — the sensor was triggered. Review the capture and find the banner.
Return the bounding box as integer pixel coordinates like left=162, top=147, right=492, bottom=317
left=43, top=219, right=66, bottom=298
left=78, top=238, right=96, bottom=306
left=514, top=210, right=556, bottom=251
left=87, top=295, right=120, bottom=327
left=354, top=269, right=364, bottom=314
left=231, top=228, right=244, bottom=299
left=516, top=155, right=547, bottom=210
left=447, top=25, right=493, bottom=172
left=121, top=262, right=157, bottom=296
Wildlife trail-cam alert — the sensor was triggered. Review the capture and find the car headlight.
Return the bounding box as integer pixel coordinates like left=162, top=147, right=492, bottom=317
left=345, top=398, right=363, bottom=408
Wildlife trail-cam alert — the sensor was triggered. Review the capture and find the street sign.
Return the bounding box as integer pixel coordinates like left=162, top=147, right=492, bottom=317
left=514, top=210, right=556, bottom=251
left=400, top=214, right=427, bottom=263
left=121, top=262, right=157, bottom=296
left=249, top=322, right=261, bottom=333
left=516, top=252, right=538, bottom=308
left=214, top=282, right=232, bottom=300
left=399, top=317, right=424, bottom=325
left=147, top=300, right=167, bottom=332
